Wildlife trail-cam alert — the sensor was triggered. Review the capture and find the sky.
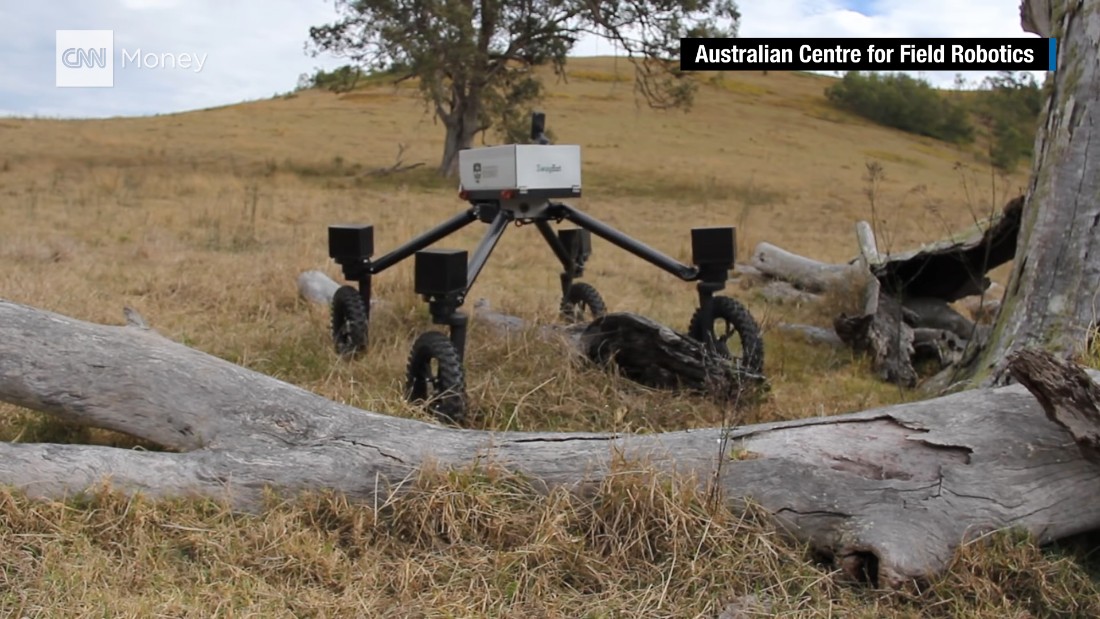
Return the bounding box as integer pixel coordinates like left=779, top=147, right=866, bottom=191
left=0, top=0, right=1044, bottom=119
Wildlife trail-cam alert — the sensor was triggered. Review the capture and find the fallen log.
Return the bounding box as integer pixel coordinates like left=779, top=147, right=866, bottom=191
left=871, top=196, right=1024, bottom=301
left=748, top=197, right=1020, bottom=306
left=297, top=269, right=342, bottom=305
left=751, top=205, right=1020, bottom=388
left=579, top=312, right=754, bottom=399
left=749, top=242, right=860, bottom=293
left=2, top=298, right=1100, bottom=589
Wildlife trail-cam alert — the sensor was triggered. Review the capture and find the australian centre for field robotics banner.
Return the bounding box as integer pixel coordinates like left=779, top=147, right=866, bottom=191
left=680, top=37, right=1056, bottom=72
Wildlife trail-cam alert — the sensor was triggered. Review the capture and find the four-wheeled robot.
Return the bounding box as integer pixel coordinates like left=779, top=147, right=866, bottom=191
left=326, top=113, right=763, bottom=423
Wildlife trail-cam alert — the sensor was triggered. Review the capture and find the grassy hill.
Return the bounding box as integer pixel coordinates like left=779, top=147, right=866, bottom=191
left=3, top=59, right=1094, bottom=616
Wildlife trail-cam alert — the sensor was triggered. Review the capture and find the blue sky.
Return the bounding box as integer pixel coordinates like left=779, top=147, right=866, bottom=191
left=0, top=0, right=1043, bottom=119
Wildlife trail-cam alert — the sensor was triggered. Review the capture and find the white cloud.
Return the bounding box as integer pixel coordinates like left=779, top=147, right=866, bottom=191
left=0, top=1, right=347, bottom=118
left=0, top=0, right=1046, bottom=118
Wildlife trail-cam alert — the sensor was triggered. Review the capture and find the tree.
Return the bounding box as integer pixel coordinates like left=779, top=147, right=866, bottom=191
left=958, top=0, right=1100, bottom=386
left=306, top=0, right=740, bottom=176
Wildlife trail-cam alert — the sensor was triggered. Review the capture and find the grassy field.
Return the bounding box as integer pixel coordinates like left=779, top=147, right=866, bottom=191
left=3, top=59, right=1098, bottom=616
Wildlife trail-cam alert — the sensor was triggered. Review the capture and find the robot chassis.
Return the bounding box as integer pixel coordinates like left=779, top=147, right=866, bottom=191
left=326, top=113, right=763, bottom=423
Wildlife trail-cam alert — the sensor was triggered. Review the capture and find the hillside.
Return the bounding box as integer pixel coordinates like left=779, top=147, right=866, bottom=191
left=2, top=59, right=1087, bottom=617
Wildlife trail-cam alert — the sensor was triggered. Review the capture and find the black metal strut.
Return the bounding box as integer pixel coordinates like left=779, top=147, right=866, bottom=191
left=551, top=203, right=700, bottom=282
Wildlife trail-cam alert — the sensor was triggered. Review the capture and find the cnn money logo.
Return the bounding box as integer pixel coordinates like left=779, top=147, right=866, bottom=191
left=56, top=30, right=209, bottom=88
left=57, top=30, right=114, bottom=87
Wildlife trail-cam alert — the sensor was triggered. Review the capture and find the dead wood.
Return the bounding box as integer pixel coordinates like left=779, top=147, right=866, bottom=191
left=871, top=196, right=1023, bottom=301
left=749, top=242, right=861, bottom=293
left=834, top=277, right=918, bottom=387
left=912, top=328, right=969, bottom=370
left=3, top=298, right=1100, bottom=588
left=1009, top=349, right=1100, bottom=464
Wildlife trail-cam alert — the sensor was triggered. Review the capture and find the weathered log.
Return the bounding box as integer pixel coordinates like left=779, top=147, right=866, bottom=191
left=731, top=263, right=764, bottom=279
left=298, top=270, right=342, bottom=305
left=750, top=199, right=1019, bottom=307
left=870, top=196, right=1023, bottom=302
left=854, top=220, right=882, bottom=270
left=2, top=299, right=1100, bottom=588
left=1008, top=349, right=1100, bottom=464
left=749, top=242, right=860, bottom=293
left=470, top=296, right=543, bottom=336
left=297, top=270, right=389, bottom=309
left=579, top=313, right=752, bottom=399
left=834, top=278, right=918, bottom=387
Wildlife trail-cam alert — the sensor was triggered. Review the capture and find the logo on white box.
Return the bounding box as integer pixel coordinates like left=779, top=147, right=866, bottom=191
left=56, top=30, right=114, bottom=88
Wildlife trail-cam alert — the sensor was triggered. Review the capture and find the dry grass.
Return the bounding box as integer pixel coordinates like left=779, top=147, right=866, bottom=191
left=1, top=60, right=1094, bottom=615
left=2, top=469, right=1099, bottom=618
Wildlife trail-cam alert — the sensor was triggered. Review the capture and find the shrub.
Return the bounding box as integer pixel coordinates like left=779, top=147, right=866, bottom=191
left=825, top=71, right=975, bottom=144
left=297, top=65, right=363, bottom=93
left=972, top=71, right=1044, bottom=172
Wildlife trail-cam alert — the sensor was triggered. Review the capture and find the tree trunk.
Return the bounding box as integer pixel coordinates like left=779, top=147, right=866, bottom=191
left=3, top=297, right=1100, bottom=588
left=439, top=93, right=483, bottom=177
left=969, top=1, right=1100, bottom=386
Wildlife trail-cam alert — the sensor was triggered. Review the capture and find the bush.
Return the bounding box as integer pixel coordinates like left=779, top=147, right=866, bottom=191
left=973, top=71, right=1044, bottom=172
left=297, top=65, right=362, bottom=93
left=825, top=72, right=975, bottom=144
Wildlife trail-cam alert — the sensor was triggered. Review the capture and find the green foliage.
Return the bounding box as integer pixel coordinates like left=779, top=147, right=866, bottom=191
left=483, top=69, right=548, bottom=144
left=307, top=0, right=741, bottom=174
left=297, top=65, right=362, bottom=93
left=825, top=72, right=975, bottom=144
left=824, top=71, right=1045, bottom=172
left=972, top=71, right=1044, bottom=172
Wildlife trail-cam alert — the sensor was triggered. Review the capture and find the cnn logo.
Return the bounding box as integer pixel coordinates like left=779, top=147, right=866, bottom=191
left=56, top=30, right=114, bottom=88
